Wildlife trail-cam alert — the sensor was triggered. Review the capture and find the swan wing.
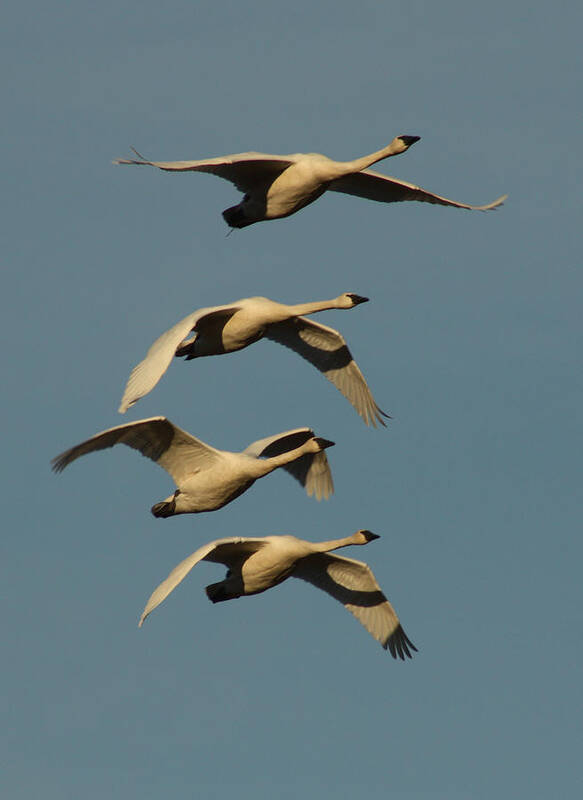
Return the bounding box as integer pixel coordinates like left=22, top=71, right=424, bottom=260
left=51, top=417, right=222, bottom=485
left=139, top=537, right=269, bottom=626
left=293, top=553, right=417, bottom=658
left=285, top=449, right=334, bottom=501
left=242, top=427, right=316, bottom=458
left=329, top=170, right=507, bottom=211
left=243, top=428, right=334, bottom=501
left=114, top=151, right=297, bottom=193
left=118, top=305, right=241, bottom=413
left=265, top=317, right=388, bottom=427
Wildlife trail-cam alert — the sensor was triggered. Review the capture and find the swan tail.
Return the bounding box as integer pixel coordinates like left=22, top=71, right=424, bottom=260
left=150, top=499, right=176, bottom=518
left=222, top=204, right=254, bottom=229
left=206, top=581, right=236, bottom=603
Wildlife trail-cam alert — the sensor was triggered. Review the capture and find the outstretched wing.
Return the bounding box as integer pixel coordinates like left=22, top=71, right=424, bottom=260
left=265, top=316, right=388, bottom=427
left=139, top=536, right=269, bottom=626
left=293, top=553, right=417, bottom=658
left=329, top=170, right=506, bottom=211
left=114, top=150, right=297, bottom=194
left=243, top=428, right=334, bottom=501
left=118, top=305, right=241, bottom=413
left=51, top=417, right=222, bottom=485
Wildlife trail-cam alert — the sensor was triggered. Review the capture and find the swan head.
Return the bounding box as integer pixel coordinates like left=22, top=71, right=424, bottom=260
left=310, top=436, right=335, bottom=452
left=354, top=529, right=380, bottom=545
left=394, top=135, right=421, bottom=153
left=340, top=292, right=369, bottom=308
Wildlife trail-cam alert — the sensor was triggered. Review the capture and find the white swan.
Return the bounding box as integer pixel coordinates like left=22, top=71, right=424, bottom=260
left=51, top=417, right=334, bottom=516
left=118, top=292, right=387, bottom=427
left=114, top=136, right=506, bottom=228
left=139, top=529, right=416, bottom=658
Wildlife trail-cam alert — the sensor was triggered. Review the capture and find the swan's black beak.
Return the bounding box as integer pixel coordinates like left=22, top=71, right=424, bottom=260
left=399, top=135, right=421, bottom=148
left=361, top=530, right=380, bottom=542
left=348, top=293, right=369, bottom=306
left=314, top=437, right=335, bottom=450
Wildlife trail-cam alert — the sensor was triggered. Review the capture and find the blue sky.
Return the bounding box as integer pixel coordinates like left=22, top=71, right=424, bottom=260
left=2, top=1, right=582, bottom=797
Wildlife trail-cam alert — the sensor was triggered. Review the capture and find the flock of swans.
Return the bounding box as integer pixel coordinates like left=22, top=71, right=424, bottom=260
left=53, top=134, right=505, bottom=657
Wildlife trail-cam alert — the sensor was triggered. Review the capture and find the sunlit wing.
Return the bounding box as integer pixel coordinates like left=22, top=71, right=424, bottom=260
left=139, top=537, right=269, bottom=626
left=243, top=428, right=334, bottom=501
left=329, top=170, right=507, bottom=211
left=265, top=316, right=388, bottom=427
left=284, top=450, right=335, bottom=501
left=114, top=151, right=297, bottom=193
left=293, top=553, right=417, bottom=658
left=51, top=417, right=222, bottom=485
left=118, top=305, right=241, bottom=413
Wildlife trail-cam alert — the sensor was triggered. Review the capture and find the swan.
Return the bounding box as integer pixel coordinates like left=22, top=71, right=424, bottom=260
left=51, top=417, right=334, bottom=516
left=114, top=136, right=506, bottom=228
left=138, top=529, right=417, bottom=658
left=118, top=292, right=387, bottom=427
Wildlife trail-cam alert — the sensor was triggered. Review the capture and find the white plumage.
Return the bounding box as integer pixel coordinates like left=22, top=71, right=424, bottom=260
left=118, top=291, right=387, bottom=426
left=139, top=529, right=417, bottom=659
left=114, top=136, right=506, bottom=227
left=52, top=417, right=335, bottom=516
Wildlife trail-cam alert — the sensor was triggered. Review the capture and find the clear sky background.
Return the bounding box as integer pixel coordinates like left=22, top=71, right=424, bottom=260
left=2, top=1, right=581, bottom=797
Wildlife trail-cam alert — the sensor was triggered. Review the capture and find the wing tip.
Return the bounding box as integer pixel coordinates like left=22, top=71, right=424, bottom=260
left=366, top=405, right=391, bottom=428
left=118, top=395, right=134, bottom=414
left=308, top=480, right=335, bottom=502
left=50, top=456, right=66, bottom=474
left=316, top=485, right=335, bottom=501
left=386, top=625, right=418, bottom=660
left=477, top=193, right=508, bottom=211
left=113, top=147, right=149, bottom=167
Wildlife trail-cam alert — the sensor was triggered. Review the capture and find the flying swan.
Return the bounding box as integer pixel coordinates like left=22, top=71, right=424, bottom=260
left=52, top=417, right=334, bottom=516
left=118, top=292, right=387, bottom=426
left=114, top=135, right=506, bottom=228
left=138, top=529, right=417, bottom=657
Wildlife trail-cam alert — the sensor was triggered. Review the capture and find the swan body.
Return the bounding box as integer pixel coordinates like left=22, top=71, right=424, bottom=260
left=114, top=136, right=506, bottom=228
left=51, top=417, right=334, bottom=516
left=119, top=292, right=387, bottom=427
left=139, top=529, right=417, bottom=658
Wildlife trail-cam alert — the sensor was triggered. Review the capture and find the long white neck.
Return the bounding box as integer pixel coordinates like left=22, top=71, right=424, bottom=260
left=284, top=296, right=346, bottom=316
left=337, top=137, right=411, bottom=175
left=309, top=532, right=369, bottom=553
left=250, top=439, right=321, bottom=478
